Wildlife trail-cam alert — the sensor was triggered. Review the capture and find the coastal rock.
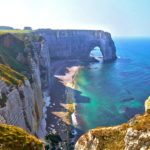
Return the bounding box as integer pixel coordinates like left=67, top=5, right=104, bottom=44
left=75, top=130, right=99, bottom=150
left=0, top=30, right=116, bottom=144
left=0, top=33, right=50, bottom=137
left=145, top=96, right=150, bottom=113
left=0, top=115, right=6, bottom=124
left=0, top=79, right=42, bottom=135
left=30, top=40, right=51, bottom=90
left=124, top=128, right=150, bottom=150
left=37, top=29, right=117, bottom=62
left=75, top=98, right=150, bottom=150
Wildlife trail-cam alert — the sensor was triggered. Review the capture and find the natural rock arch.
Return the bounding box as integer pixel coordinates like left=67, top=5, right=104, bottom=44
left=87, top=38, right=116, bottom=61
left=39, top=30, right=117, bottom=62
left=89, top=46, right=103, bottom=58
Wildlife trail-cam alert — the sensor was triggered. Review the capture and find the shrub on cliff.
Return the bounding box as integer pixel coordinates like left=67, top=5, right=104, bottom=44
left=0, top=64, right=27, bottom=87
left=0, top=124, right=44, bottom=150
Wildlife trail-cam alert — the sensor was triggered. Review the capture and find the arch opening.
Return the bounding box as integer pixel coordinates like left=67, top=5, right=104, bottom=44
left=89, top=46, right=103, bottom=61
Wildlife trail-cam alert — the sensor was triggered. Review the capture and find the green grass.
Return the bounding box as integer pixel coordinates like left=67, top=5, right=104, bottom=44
left=0, top=33, right=30, bottom=73
left=0, top=32, right=44, bottom=85
left=0, top=30, right=34, bottom=33
left=0, top=124, right=44, bottom=150
left=0, top=64, right=27, bottom=87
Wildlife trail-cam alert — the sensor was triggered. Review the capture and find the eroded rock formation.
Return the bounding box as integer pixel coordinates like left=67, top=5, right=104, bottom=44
left=75, top=98, right=150, bottom=150
left=0, top=78, right=42, bottom=135
left=37, top=29, right=117, bottom=62
left=0, top=33, right=50, bottom=137
left=0, top=29, right=116, bottom=146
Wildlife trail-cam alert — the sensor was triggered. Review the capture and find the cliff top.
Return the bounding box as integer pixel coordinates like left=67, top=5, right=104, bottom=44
left=0, top=32, right=43, bottom=73
left=75, top=97, right=150, bottom=150
left=0, top=29, right=33, bottom=34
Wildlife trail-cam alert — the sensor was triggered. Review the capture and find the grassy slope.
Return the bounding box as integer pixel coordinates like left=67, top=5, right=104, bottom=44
left=0, top=64, right=27, bottom=87
left=0, top=124, right=44, bottom=150
left=0, top=33, right=30, bottom=73
left=0, top=31, right=43, bottom=75
left=0, top=30, right=33, bottom=33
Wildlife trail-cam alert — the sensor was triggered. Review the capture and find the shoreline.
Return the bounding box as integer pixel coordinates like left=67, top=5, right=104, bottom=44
left=54, top=65, right=81, bottom=126
left=55, top=66, right=82, bottom=90
left=45, top=60, right=85, bottom=148
left=55, top=65, right=82, bottom=143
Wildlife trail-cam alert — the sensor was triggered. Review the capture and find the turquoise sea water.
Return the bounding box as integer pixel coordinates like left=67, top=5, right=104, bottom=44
left=75, top=37, right=150, bottom=131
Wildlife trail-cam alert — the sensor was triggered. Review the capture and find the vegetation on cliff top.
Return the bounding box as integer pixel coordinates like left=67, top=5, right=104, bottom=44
left=0, top=32, right=43, bottom=74
left=0, top=64, right=27, bottom=87
left=0, top=124, right=44, bottom=150
left=76, top=99, right=150, bottom=150
left=0, top=33, right=30, bottom=73
left=0, top=29, right=33, bottom=34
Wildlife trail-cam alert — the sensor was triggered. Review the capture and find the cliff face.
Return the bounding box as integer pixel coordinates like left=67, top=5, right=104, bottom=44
left=1, top=29, right=150, bottom=150
left=0, top=33, right=50, bottom=137
left=0, top=29, right=116, bottom=141
left=36, top=29, right=117, bottom=62
left=75, top=97, right=150, bottom=150
left=0, top=78, right=41, bottom=135
left=30, top=40, right=51, bottom=90
left=29, top=40, right=51, bottom=137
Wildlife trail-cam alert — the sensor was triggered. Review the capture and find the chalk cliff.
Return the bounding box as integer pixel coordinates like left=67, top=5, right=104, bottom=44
left=1, top=29, right=150, bottom=150
left=36, top=29, right=117, bottom=62
left=0, top=77, right=41, bottom=135
left=0, top=33, right=50, bottom=137
left=0, top=29, right=117, bottom=148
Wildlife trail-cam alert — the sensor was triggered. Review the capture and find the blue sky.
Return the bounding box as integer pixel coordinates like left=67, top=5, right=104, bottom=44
left=0, top=0, right=150, bottom=36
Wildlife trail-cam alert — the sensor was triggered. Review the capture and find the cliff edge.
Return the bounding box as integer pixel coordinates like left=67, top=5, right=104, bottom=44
left=0, top=124, right=44, bottom=150
left=75, top=97, right=150, bottom=150
left=0, top=33, right=48, bottom=137
left=36, top=29, right=117, bottom=62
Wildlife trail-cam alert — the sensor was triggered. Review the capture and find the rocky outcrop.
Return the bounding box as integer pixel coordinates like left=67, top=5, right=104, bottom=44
left=30, top=40, right=51, bottom=90
left=28, top=40, right=51, bottom=137
left=75, top=97, right=150, bottom=150
left=145, top=96, right=150, bottom=113
left=37, top=29, right=117, bottom=62
left=0, top=33, right=50, bottom=137
left=0, top=77, right=42, bottom=135
left=124, top=128, right=150, bottom=150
